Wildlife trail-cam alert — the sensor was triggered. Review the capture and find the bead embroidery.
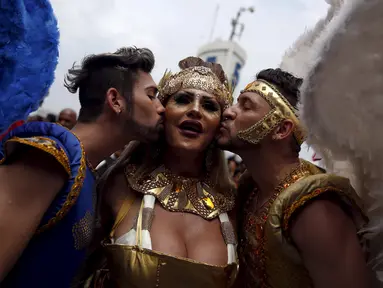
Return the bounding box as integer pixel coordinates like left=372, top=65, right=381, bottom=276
left=0, top=134, right=89, bottom=234
left=3, top=136, right=71, bottom=175
left=73, top=211, right=94, bottom=250
left=240, top=161, right=313, bottom=287
left=282, top=186, right=365, bottom=234
left=37, top=134, right=88, bottom=234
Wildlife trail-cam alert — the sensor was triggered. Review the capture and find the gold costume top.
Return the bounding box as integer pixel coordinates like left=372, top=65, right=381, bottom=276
left=239, top=160, right=367, bottom=288
left=89, top=165, right=238, bottom=288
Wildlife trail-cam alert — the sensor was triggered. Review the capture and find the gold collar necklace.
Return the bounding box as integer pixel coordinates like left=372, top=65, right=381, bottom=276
left=126, top=165, right=235, bottom=220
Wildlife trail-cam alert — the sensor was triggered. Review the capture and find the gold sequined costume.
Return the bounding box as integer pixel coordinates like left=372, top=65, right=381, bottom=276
left=238, top=160, right=366, bottom=288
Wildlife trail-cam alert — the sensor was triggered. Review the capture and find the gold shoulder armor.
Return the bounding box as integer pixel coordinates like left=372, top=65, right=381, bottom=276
left=1, top=136, right=71, bottom=175
left=275, top=174, right=366, bottom=235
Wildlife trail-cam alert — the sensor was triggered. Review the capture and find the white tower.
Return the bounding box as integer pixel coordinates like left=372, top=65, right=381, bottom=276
left=197, top=6, right=254, bottom=89
left=197, top=40, right=247, bottom=89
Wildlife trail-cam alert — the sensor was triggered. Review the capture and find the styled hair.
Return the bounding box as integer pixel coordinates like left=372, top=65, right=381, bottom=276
left=64, top=47, right=155, bottom=122
left=256, top=68, right=303, bottom=154
left=256, top=68, right=303, bottom=109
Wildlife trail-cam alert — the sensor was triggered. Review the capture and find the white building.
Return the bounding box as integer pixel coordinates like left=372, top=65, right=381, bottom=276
left=197, top=39, right=247, bottom=90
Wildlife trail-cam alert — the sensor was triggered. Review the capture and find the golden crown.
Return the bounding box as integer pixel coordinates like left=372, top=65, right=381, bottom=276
left=158, top=66, right=233, bottom=109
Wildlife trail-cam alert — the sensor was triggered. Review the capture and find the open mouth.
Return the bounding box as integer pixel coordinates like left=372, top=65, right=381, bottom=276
left=178, top=120, right=203, bottom=136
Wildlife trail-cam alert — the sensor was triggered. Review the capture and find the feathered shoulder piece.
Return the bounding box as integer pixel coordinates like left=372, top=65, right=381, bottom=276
left=0, top=0, right=59, bottom=135
left=282, top=0, right=383, bottom=283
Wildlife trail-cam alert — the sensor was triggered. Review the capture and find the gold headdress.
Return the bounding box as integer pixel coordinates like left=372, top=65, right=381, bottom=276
left=158, top=64, right=233, bottom=109
left=237, top=79, right=306, bottom=145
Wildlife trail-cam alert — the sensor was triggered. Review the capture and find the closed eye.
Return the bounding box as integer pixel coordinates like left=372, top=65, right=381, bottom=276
left=239, top=97, right=252, bottom=110
left=146, top=87, right=158, bottom=100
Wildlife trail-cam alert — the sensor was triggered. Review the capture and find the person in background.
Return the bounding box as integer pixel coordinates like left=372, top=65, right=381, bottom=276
left=58, top=108, right=77, bottom=129
left=227, top=155, right=238, bottom=177
left=45, top=113, right=57, bottom=123
left=27, top=115, right=45, bottom=122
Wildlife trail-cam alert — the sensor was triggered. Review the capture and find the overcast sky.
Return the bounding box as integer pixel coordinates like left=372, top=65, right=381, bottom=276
left=46, top=0, right=328, bottom=113
left=45, top=0, right=329, bottom=162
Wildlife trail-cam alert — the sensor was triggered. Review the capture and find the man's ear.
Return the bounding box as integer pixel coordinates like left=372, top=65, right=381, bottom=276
left=106, top=87, right=125, bottom=115
left=271, top=119, right=295, bottom=141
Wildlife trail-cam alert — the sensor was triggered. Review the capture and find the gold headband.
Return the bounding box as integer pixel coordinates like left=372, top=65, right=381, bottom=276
left=237, top=80, right=306, bottom=145
left=157, top=66, right=233, bottom=109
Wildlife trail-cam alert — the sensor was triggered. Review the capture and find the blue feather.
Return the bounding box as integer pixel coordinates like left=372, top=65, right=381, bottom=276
left=0, top=0, right=59, bottom=134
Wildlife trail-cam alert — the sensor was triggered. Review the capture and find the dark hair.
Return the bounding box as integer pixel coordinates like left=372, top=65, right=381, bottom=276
left=257, top=68, right=303, bottom=109
left=64, top=47, right=155, bottom=122
left=46, top=113, right=57, bottom=122
left=256, top=68, right=303, bottom=154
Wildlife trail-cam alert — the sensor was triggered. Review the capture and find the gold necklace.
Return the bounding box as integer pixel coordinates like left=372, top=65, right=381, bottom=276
left=126, top=164, right=235, bottom=220
left=241, top=160, right=313, bottom=287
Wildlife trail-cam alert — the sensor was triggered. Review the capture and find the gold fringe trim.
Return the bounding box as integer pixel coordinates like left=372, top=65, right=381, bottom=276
left=0, top=134, right=87, bottom=234
left=2, top=136, right=71, bottom=175
left=282, top=186, right=345, bottom=233
left=36, top=138, right=86, bottom=234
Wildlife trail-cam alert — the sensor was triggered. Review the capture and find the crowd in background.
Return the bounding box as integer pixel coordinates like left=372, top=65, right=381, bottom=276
left=227, top=155, right=246, bottom=187
left=27, top=108, right=77, bottom=130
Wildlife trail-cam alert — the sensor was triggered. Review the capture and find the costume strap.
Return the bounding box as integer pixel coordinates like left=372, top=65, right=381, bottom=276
left=109, top=195, right=135, bottom=239
left=135, top=199, right=145, bottom=248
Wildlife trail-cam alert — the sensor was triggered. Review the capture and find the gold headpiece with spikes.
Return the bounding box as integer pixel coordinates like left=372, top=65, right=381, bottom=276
left=237, top=79, right=306, bottom=145
left=157, top=66, right=233, bottom=109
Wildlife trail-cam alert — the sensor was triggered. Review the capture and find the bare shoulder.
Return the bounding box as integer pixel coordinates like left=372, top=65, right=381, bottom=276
left=290, top=198, right=359, bottom=253
left=290, top=198, right=370, bottom=287
left=0, top=146, right=68, bottom=279
left=1, top=145, right=68, bottom=198
left=0, top=145, right=68, bottom=217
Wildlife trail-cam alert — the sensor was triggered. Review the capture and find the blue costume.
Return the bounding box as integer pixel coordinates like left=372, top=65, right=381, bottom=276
left=0, top=1, right=96, bottom=287
left=0, top=122, right=96, bottom=287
